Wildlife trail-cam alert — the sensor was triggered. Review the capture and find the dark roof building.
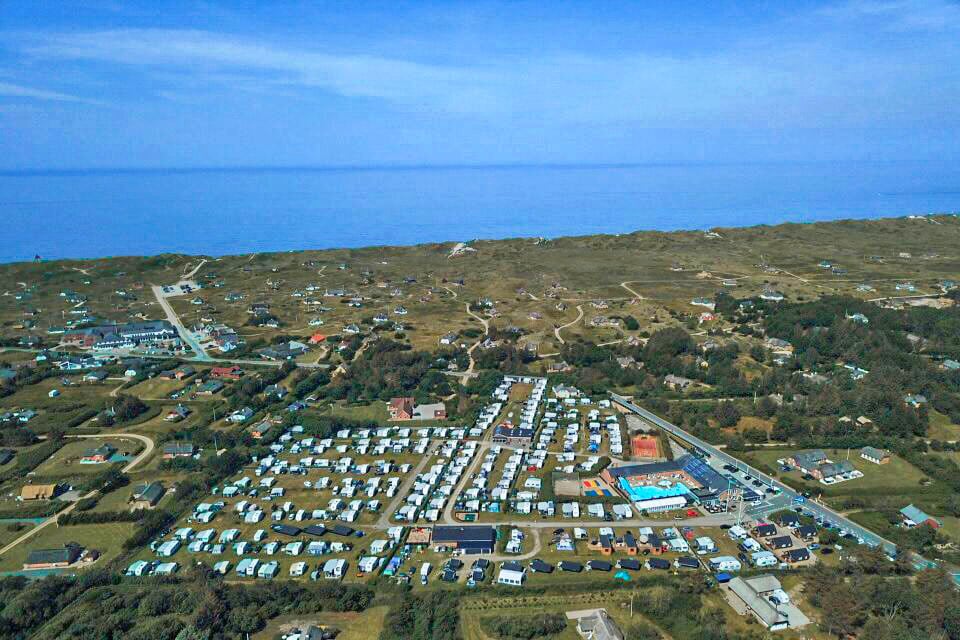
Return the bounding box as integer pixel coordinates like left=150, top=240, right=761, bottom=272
left=617, top=558, right=642, bottom=571
left=432, top=526, right=496, bottom=553
left=130, top=481, right=165, bottom=508
left=795, top=525, right=818, bottom=539
left=783, top=548, right=810, bottom=563
left=769, top=536, right=793, bottom=550
left=162, top=443, right=195, bottom=458
left=24, top=544, right=81, bottom=569
left=602, top=454, right=730, bottom=496
left=492, top=425, right=535, bottom=446
left=587, top=559, right=612, bottom=571
left=529, top=559, right=554, bottom=573
left=271, top=524, right=302, bottom=537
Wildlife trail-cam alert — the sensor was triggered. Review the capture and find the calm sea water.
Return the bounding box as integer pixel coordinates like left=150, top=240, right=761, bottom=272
left=1, top=162, right=958, bottom=263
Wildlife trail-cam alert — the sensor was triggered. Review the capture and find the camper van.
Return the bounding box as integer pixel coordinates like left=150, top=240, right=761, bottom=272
left=420, top=562, right=432, bottom=585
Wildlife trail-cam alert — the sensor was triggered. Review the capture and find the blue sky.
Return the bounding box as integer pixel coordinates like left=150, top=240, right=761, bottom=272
left=1, top=0, right=959, bottom=169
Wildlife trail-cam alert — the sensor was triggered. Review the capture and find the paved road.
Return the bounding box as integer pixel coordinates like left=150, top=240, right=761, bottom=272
left=377, top=452, right=433, bottom=529
left=151, top=285, right=212, bottom=361
left=1, top=347, right=330, bottom=371
left=609, top=393, right=898, bottom=555
left=0, top=432, right=155, bottom=556
left=610, top=392, right=960, bottom=583
left=491, top=514, right=735, bottom=529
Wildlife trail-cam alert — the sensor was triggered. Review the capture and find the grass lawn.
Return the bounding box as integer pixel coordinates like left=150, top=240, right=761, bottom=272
left=0, top=377, right=112, bottom=411
left=736, top=447, right=929, bottom=497
left=124, top=377, right=190, bottom=400
left=326, top=401, right=451, bottom=428
left=731, top=415, right=773, bottom=434
left=327, top=402, right=391, bottom=423
left=460, top=602, right=580, bottom=640
left=928, top=410, right=960, bottom=441
left=32, top=438, right=143, bottom=479
left=0, top=521, right=36, bottom=548
left=254, top=605, right=389, bottom=640
left=0, top=521, right=135, bottom=572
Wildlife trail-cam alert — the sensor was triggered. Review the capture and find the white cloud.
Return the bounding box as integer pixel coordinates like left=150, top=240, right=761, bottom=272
left=0, top=80, right=98, bottom=104
left=23, top=29, right=497, bottom=114
left=821, top=0, right=960, bottom=30
left=11, top=18, right=960, bottom=128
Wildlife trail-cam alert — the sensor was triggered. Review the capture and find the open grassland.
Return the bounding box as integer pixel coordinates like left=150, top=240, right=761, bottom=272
left=737, top=447, right=928, bottom=491
left=459, top=586, right=830, bottom=640
left=928, top=410, right=960, bottom=441
left=254, top=605, right=389, bottom=640
left=0, top=521, right=134, bottom=573
left=0, top=377, right=112, bottom=414
left=2, top=216, right=958, bottom=355
left=31, top=437, right=143, bottom=479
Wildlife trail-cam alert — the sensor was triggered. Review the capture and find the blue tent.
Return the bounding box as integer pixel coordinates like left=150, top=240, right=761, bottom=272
left=614, top=570, right=632, bottom=582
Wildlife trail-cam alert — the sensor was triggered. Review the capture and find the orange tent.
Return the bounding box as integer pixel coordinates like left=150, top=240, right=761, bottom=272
left=308, top=333, right=327, bottom=344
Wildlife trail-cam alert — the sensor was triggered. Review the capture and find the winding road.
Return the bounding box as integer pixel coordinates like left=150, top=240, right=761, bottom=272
left=461, top=302, right=491, bottom=384
left=553, top=305, right=583, bottom=345
left=0, top=433, right=155, bottom=557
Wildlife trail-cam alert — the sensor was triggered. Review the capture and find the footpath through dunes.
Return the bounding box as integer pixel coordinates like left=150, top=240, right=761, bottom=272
left=553, top=304, right=583, bottom=345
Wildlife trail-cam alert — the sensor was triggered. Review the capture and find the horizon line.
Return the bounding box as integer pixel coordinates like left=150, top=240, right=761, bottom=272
left=0, top=158, right=915, bottom=177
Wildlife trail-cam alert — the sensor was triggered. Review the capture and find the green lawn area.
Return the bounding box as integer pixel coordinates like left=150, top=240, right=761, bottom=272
left=32, top=437, right=143, bottom=479
left=461, top=602, right=580, bottom=640
left=0, top=521, right=134, bottom=572
left=0, top=521, right=36, bottom=548
left=254, top=605, right=389, bottom=640
left=124, top=377, right=189, bottom=400
left=327, top=402, right=391, bottom=423
left=928, top=410, right=960, bottom=441
left=326, top=401, right=451, bottom=427
left=737, top=447, right=929, bottom=495
left=0, top=376, right=112, bottom=411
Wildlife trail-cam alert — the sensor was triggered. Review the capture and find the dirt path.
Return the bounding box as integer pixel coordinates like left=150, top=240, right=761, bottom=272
left=620, top=281, right=645, bottom=300
left=553, top=305, right=583, bottom=345
left=183, top=259, right=208, bottom=280
left=480, top=527, right=543, bottom=562
left=0, top=432, right=155, bottom=557
left=462, top=303, right=491, bottom=384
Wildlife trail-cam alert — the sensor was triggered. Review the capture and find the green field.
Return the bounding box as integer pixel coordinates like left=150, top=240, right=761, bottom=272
left=736, top=447, right=929, bottom=497
left=928, top=410, right=960, bottom=441
left=0, top=521, right=135, bottom=572
left=0, top=377, right=112, bottom=415
left=32, top=438, right=143, bottom=479
left=254, top=605, right=389, bottom=640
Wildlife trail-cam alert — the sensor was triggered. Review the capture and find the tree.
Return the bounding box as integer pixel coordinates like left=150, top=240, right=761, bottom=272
left=713, top=402, right=741, bottom=428
left=113, top=394, right=148, bottom=422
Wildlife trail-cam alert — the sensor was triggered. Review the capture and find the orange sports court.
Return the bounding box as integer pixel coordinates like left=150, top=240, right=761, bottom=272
left=630, top=433, right=660, bottom=458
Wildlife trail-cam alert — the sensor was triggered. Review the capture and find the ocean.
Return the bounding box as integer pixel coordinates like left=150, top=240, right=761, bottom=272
left=1, top=161, right=958, bottom=263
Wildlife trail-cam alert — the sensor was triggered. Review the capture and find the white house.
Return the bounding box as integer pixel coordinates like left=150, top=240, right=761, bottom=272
left=709, top=556, right=742, bottom=572
left=496, top=563, right=526, bottom=586
left=323, top=558, right=347, bottom=580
